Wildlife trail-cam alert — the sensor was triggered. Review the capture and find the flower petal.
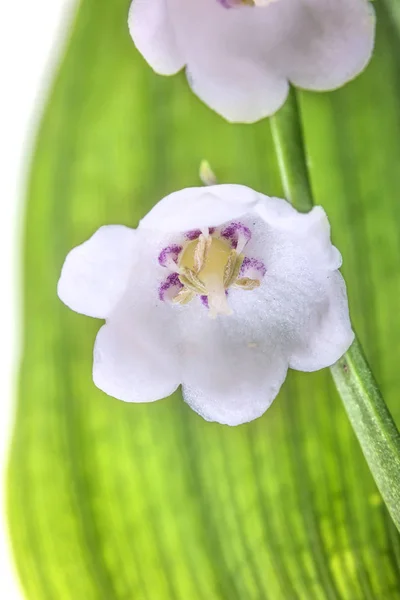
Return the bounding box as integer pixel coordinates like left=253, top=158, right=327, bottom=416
left=281, top=0, right=375, bottom=91
left=169, top=0, right=290, bottom=122
left=181, top=321, right=288, bottom=425
left=186, top=60, right=289, bottom=124
left=159, top=0, right=374, bottom=122
left=128, top=0, right=184, bottom=75
left=223, top=212, right=353, bottom=365
left=139, top=184, right=259, bottom=232
left=57, top=225, right=137, bottom=319
left=93, top=305, right=180, bottom=403
left=92, top=227, right=184, bottom=402
left=288, top=272, right=354, bottom=371
left=256, top=200, right=342, bottom=270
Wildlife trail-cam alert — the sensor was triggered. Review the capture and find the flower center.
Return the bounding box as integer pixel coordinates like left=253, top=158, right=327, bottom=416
left=180, top=237, right=231, bottom=287
left=179, top=236, right=234, bottom=318
left=158, top=224, right=266, bottom=318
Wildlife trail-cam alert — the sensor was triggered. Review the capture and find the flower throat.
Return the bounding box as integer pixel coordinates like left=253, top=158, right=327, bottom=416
left=158, top=224, right=266, bottom=318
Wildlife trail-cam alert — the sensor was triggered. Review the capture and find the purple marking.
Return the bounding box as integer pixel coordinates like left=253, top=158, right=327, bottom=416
left=221, top=222, right=251, bottom=249
left=200, top=290, right=228, bottom=309
left=158, top=244, right=182, bottom=268
left=200, top=295, right=209, bottom=308
left=240, top=256, right=267, bottom=278
left=185, top=229, right=202, bottom=241
left=216, top=0, right=239, bottom=7
left=159, top=272, right=182, bottom=302
left=185, top=227, right=216, bottom=241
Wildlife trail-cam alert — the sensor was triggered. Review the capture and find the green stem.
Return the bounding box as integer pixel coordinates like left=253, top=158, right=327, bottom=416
left=270, top=89, right=313, bottom=213
left=270, top=86, right=400, bottom=532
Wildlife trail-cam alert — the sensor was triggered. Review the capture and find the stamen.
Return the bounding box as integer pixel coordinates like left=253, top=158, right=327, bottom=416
left=180, top=236, right=234, bottom=316
left=159, top=222, right=265, bottom=316
left=172, top=288, right=195, bottom=305
left=193, top=234, right=212, bottom=273
left=179, top=268, right=207, bottom=295
left=234, top=277, right=261, bottom=290
left=223, top=250, right=244, bottom=288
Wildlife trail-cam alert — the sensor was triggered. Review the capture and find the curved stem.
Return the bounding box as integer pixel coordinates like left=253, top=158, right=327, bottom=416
left=269, top=86, right=400, bottom=532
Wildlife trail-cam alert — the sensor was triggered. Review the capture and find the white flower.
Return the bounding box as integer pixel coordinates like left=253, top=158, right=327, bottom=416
left=58, top=185, right=354, bottom=426
left=128, top=0, right=375, bottom=123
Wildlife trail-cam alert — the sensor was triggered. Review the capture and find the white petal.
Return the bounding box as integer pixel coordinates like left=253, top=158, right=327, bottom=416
left=93, top=317, right=180, bottom=403
left=92, top=228, right=184, bottom=402
left=57, top=225, right=137, bottom=319
left=288, top=272, right=354, bottom=371
left=139, top=184, right=259, bottom=232
left=185, top=210, right=351, bottom=370
left=128, top=0, right=184, bottom=75
left=186, top=60, right=289, bottom=124
left=256, top=200, right=342, bottom=270
left=227, top=212, right=352, bottom=363
left=164, top=0, right=373, bottom=122
left=181, top=320, right=288, bottom=425
left=280, top=0, right=375, bottom=90
left=169, top=0, right=291, bottom=122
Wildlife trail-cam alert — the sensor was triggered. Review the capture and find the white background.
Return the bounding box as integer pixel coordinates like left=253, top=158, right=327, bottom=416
left=1, top=1, right=74, bottom=597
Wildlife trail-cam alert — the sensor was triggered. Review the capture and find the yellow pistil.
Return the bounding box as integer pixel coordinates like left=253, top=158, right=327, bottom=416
left=180, top=236, right=233, bottom=317
left=181, top=237, right=231, bottom=280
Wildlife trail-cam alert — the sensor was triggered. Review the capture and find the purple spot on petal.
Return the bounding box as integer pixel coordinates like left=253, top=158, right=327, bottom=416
left=200, top=290, right=227, bottom=309
left=240, top=257, right=267, bottom=278
left=159, top=272, right=182, bottom=301
left=158, top=245, right=182, bottom=268
left=185, top=229, right=202, bottom=241
left=200, top=295, right=209, bottom=308
left=186, top=227, right=216, bottom=240
left=221, top=222, right=251, bottom=249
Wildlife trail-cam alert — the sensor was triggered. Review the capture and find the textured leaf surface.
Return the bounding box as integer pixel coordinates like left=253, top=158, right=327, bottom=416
left=271, top=85, right=400, bottom=531
left=8, top=1, right=400, bottom=598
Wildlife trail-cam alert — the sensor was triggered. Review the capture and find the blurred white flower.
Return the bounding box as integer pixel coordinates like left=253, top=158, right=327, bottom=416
left=58, top=185, right=354, bottom=425
left=128, top=0, right=375, bottom=123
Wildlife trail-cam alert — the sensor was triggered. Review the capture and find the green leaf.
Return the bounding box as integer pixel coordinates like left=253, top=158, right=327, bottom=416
left=7, top=1, right=400, bottom=599
left=270, top=84, right=400, bottom=531
left=332, top=339, right=400, bottom=532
